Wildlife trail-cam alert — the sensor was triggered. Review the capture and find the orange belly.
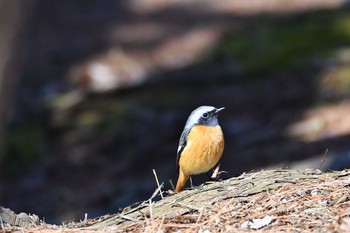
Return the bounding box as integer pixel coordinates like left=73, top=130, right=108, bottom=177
left=179, top=125, right=224, bottom=175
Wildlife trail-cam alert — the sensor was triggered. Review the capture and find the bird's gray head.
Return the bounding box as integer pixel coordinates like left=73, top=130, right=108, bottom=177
left=185, top=106, right=225, bottom=128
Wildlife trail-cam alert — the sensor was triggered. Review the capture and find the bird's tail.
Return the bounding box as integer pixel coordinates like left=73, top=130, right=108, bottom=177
left=176, top=170, right=189, bottom=193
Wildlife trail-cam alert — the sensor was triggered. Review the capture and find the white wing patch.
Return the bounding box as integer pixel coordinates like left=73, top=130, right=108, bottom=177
left=177, top=145, right=182, bottom=155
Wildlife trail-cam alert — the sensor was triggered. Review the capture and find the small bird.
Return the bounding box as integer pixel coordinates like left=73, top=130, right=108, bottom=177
left=175, top=106, right=225, bottom=193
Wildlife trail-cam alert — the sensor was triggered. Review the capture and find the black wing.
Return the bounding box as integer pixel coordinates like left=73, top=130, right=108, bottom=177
left=176, top=127, right=190, bottom=174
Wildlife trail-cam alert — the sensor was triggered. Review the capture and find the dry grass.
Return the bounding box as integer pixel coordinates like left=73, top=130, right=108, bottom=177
left=3, top=169, right=350, bottom=232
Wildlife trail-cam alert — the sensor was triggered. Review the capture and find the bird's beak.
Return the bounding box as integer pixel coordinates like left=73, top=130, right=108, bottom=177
left=215, top=107, right=225, bottom=114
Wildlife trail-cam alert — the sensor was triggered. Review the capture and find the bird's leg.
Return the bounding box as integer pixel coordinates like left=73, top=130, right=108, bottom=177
left=189, top=176, right=203, bottom=189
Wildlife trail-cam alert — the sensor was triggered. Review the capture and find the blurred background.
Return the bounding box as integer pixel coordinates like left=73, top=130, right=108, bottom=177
left=1, top=0, right=350, bottom=224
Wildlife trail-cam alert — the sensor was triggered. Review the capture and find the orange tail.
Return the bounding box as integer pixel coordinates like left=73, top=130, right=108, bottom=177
left=176, top=170, right=189, bottom=193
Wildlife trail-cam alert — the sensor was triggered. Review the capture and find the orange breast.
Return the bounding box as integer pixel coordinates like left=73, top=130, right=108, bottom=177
left=179, top=125, right=224, bottom=175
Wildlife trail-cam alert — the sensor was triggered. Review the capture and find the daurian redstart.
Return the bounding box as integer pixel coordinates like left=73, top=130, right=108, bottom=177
left=175, top=106, right=225, bottom=193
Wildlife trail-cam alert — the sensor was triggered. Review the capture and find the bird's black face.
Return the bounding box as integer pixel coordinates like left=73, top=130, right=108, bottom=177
left=197, top=107, right=224, bottom=126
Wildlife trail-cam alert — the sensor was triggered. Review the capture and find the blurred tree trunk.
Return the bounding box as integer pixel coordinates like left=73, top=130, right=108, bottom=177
left=0, top=0, right=35, bottom=167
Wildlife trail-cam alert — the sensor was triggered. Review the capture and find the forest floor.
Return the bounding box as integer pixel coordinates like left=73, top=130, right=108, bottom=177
left=2, top=169, right=350, bottom=232
left=2, top=0, right=350, bottom=226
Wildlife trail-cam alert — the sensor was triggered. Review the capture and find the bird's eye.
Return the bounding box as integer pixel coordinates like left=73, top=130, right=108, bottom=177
left=202, top=112, right=209, bottom=119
